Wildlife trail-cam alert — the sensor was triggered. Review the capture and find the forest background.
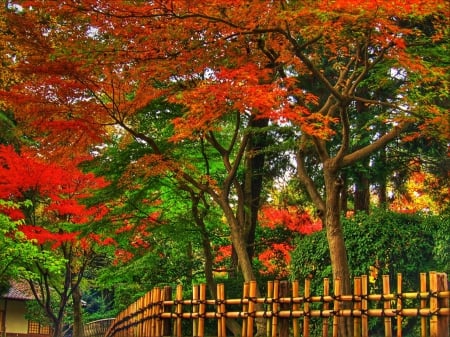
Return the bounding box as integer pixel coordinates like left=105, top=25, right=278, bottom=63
left=0, top=1, right=448, bottom=337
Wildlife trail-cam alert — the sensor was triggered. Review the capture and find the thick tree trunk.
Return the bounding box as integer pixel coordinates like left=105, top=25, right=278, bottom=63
left=324, top=167, right=353, bottom=337
left=72, top=282, right=84, bottom=337
left=51, top=321, right=64, bottom=337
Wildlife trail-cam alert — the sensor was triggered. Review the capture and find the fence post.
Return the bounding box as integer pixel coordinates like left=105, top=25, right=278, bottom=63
left=396, top=274, right=403, bottom=337
left=292, top=280, right=300, bottom=337
left=266, top=281, right=273, bottom=337
left=247, top=280, right=257, bottom=337
left=383, top=275, right=392, bottom=337
left=323, top=278, right=330, bottom=337
left=163, top=286, right=172, bottom=337
left=361, top=275, right=368, bottom=337
left=271, top=280, right=279, bottom=337
left=217, top=283, right=226, bottom=337
left=279, top=281, right=290, bottom=337
left=193, top=285, right=199, bottom=337
left=175, top=284, right=183, bottom=337
left=242, top=282, right=250, bottom=337
left=303, top=277, right=311, bottom=337
left=420, top=272, right=427, bottom=337
left=430, top=272, right=449, bottom=337
left=332, top=278, right=340, bottom=337
left=354, top=277, right=362, bottom=337
left=198, top=283, right=206, bottom=337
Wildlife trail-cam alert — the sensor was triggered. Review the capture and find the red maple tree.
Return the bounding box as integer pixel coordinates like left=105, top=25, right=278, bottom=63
left=0, top=145, right=111, bottom=337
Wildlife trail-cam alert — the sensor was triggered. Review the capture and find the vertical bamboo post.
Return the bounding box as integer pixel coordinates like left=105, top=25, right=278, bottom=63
left=198, top=283, right=206, bottom=337
left=220, top=283, right=227, bottom=337
left=430, top=271, right=438, bottom=337
left=323, top=278, right=330, bottom=337
left=383, top=274, right=392, bottom=337
left=435, top=272, right=449, bottom=337
left=279, top=281, right=289, bottom=337
left=154, top=287, right=162, bottom=337
left=160, top=286, right=166, bottom=337
left=266, top=281, right=273, bottom=337
left=429, top=272, right=448, bottom=337
left=242, top=282, right=250, bottom=337
left=163, top=286, right=172, bottom=336
left=176, top=284, right=183, bottom=337
left=332, top=278, right=340, bottom=337
left=361, top=275, right=368, bottom=337
left=354, top=277, right=362, bottom=337
left=149, top=290, right=156, bottom=337
left=420, top=272, right=427, bottom=337
left=192, top=285, right=199, bottom=337
left=396, top=274, right=403, bottom=337
left=272, top=280, right=279, bottom=337
left=247, top=280, right=257, bottom=337
left=292, top=280, right=300, bottom=337
left=142, top=291, right=150, bottom=337
left=303, top=277, right=311, bottom=337
left=217, top=283, right=226, bottom=337
left=148, top=289, right=154, bottom=337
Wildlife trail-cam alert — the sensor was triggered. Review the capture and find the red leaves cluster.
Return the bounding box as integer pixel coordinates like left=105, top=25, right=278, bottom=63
left=214, top=206, right=322, bottom=277
left=0, top=145, right=111, bottom=250
left=259, top=205, right=322, bottom=235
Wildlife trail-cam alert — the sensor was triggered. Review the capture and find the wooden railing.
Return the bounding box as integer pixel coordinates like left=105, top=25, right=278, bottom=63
left=83, top=318, right=114, bottom=337
left=105, top=272, right=449, bottom=337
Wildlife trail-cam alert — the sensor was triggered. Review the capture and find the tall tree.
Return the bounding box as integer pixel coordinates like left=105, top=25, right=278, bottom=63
left=0, top=145, right=110, bottom=337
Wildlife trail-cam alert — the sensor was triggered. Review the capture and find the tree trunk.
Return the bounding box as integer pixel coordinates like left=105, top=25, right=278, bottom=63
left=51, top=320, right=64, bottom=337
left=354, top=172, right=370, bottom=213
left=324, top=166, right=353, bottom=337
left=72, top=283, right=84, bottom=337
left=242, top=117, right=268, bottom=260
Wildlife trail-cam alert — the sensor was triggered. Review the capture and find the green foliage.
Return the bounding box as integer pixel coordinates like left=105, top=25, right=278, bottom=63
left=290, top=209, right=448, bottom=286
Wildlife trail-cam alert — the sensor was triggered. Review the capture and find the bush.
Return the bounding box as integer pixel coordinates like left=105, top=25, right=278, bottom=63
left=290, top=209, right=447, bottom=284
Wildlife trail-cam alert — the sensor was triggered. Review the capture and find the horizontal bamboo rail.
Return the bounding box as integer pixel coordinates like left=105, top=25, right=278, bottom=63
left=104, top=272, right=449, bottom=337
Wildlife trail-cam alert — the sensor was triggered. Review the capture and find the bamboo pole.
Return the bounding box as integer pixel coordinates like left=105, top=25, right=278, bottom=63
left=354, top=277, right=362, bottom=337
left=361, top=275, right=369, bottom=337
left=163, top=286, right=172, bottom=336
left=396, top=274, right=403, bottom=337
left=332, top=278, right=340, bottom=337
left=303, top=277, right=311, bottom=337
left=420, top=272, right=427, bottom=337
left=292, top=280, right=300, bottom=337
left=266, top=281, right=273, bottom=337
left=176, top=284, right=183, bottom=337
left=217, top=283, right=226, bottom=337
left=144, top=291, right=151, bottom=337
left=272, top=280, right=279, bottom=337
left=323, top=278, right=330, bottom=337
left=247, top=280, right=257, bottom=337
left=429, top=271, right=438, bottom=337
left=436, top=272, right=449, bottom=337
left=383, top=275, right=392, bottom=337
left=198, top=283, right=206, bottom=337
left=155, top=287, right=162, bottom=337
left=279, top=281, right=289, bottom=337
left=192, top=285, right=199, bottom=337
left=242, top=282, right=249, bottom=337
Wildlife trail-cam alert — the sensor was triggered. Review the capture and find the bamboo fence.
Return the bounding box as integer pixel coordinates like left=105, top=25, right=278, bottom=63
left=84, top=318, right=115, bottom=337
left=104, top=272, right=449, bottom=337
